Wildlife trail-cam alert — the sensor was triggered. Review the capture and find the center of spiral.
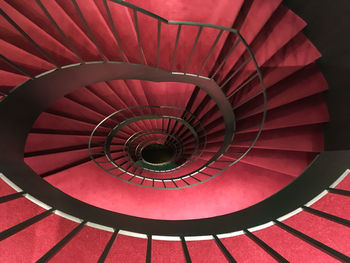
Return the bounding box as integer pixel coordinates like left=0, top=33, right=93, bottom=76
left=141, top=143, right=175, bottom=166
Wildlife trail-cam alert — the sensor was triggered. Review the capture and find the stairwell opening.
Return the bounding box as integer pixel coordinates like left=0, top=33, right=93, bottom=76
left=141, top=143, right=176, bottom=166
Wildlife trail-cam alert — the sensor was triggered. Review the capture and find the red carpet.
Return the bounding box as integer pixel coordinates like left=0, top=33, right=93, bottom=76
left=0, top=0, right=347, bottom=262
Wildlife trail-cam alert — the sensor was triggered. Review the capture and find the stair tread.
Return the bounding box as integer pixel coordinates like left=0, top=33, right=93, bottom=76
left=0, top=213, right=78, bottom=262
left=283, top=211, right=350, bottom=257
left=50, top=225, right=112, bottom=263
left=254, top=224, right=339, bottom=262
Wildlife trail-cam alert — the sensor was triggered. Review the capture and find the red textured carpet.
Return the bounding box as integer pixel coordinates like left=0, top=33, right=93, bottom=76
left=1, top=0, right=346, bottom=262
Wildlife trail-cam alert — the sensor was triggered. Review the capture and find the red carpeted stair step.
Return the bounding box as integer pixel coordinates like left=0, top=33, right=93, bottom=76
left=0, top=197, right=45, bottom=232
left=24, top=148, right=100, bottom=176
left=0, top=178, right=16, bottom=196
left=236, top=94, right=329, bottom=133
left=2, top=0, right=95, bottom=63
left=44, top=160, right=293, bottom=220
left=45, top=96, right=115, bottom=127
left=0, top=40, right=53, bottom=75
left=220, top=234, right=277, bottom=262
left=282, top=210, right=350, bottom=257
left=202, top=149, right=318, bottom=177
left=0, top=0, right=338, bottom=261
left=186, top=239, right=229, bottom=263
left=0, top=0, right=80, bottom=66
left=49, top=225, right=113, bottom=263
left=233, top=124, right=324, bottom=152
left=151, top=239, right=186, bottom=263
left=217, top=0, right=282, bottom=82
left=309, top=192, right=350, bottom=220
left=218, top=5, right=306, bottom=86
left=233, top=34, right=322, bottom=108
left=104, top=233, right=147, bottom=262
left=234, top=63, right=328, bottom=119
left=25, top=133, right=96, bottom=154
left=0, top=70, right=29, bottom=93
left=125, top=0, right=243, bottom=73
left=0, top=212, right=78, bottom=262
left=93, top=0, right=147, bottom=63
left=253, top=224, right=339, bottom=262
left=335, top=171, right=350, bottom=190
left=32, top=112, right=111, bottom=132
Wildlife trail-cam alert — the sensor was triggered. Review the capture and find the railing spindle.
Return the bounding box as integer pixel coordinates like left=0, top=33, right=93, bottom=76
left=132, top=10, right=145, bottom=64
left=98, top=230, right=119, bottom=263
left=71, top=0, right=106, bottom=61
left=170, top=25, right=182, bottom=71
left=197, top=29, right=224, bottom=76
left=211, top=37, right=241, bottom=79
left=227, top=72, right=258, bottom=99
left=219, top=56, right=252, bottom=89
left=184, top=26, right=203, bottom=74
left=157, top=20, right=162, bottom=68
left=0, top=9, right=60, bottom=68
left=35, top=0, right=83, bottom=63
left=103, top=0, right=126, bottom=62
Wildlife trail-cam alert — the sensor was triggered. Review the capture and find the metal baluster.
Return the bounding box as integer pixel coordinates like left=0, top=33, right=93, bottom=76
left=172, top=179, right=179, bottom=188
left=184, top=26, right=203, bottom=74
left=156, top=20, right=162, bottom=68
left=98, top=229, right=119, bottom=263
left=71, top=0, right=106, bottom=61
left=210, top=37, right=241, bottom=79
left=132, top=10, right=145, bottom=64
left=197, top=29, right=224, bottom=76
left=0, top=9, right=60, bottom=68
left=199, top=171, right=212, bottom=177
left=170, top=25, right=182, bottom=71
left=182, top=178, right=190, bottom=185
left=191, top=175, right=201, bottom=182
left=128, top=175, right=136, bottom=182
left=35, top=0, right=83, bottom=63
left=227, top=72, right=259, bottom=99
left=219, top=56, right=252, bottom=89
left=103, top=0, right=126, bottom=62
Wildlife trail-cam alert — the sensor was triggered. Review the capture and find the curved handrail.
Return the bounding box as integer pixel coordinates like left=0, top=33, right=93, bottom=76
left=0, top=1, right=266, bottom=186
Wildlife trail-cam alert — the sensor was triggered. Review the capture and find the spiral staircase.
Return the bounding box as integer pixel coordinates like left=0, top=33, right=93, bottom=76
left=0, top=0, right=349, bottom=262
